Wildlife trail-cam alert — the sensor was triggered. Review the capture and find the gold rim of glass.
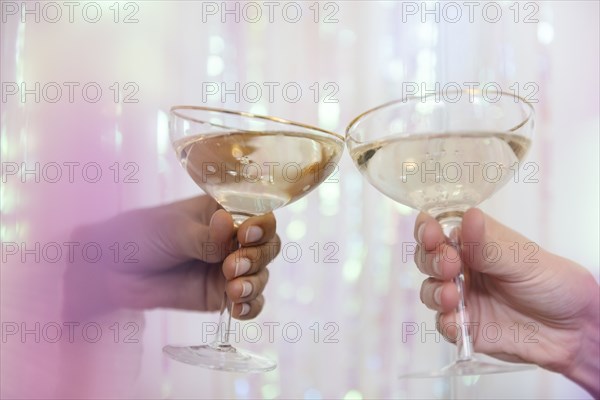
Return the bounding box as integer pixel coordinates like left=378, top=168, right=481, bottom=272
left=345, top=89, right=535, bottom=143
left=171, top=105, right=345, bottom=141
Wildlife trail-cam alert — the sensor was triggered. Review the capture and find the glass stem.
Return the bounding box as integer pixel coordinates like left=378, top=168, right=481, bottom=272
left=438, top=214, right=473, bottom=362
left=211, top=291, right=233, bottom=348
left=210, top=215, right=246, bottom=350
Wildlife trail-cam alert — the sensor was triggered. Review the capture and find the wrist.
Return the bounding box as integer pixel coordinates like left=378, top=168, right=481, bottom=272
left=562, top=278, right=600, bottom=397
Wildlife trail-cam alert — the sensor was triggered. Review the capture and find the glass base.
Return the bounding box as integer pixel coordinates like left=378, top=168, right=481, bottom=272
left=163, top=344, right=276, bottom=373
left=399, top=358, right=536, bottom=379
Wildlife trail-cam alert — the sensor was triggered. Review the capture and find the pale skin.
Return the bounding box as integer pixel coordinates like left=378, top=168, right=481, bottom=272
left=64, top=195, right=281, bottom=320
left=414, top=208, right=599, bottom=397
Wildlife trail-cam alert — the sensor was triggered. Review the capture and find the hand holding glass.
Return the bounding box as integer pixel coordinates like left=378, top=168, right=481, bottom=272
left=346, top=90, right=535, bottom=377
left=165, top=106, right=344, bottom=372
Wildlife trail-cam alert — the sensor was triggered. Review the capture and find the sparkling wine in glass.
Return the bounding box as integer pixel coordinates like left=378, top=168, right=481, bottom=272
left=346, top=90, right=535, bottom=377
left=164, top=106, right=344, bottom=372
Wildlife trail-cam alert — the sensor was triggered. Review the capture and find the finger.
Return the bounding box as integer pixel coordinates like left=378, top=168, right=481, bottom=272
left=209, top=209, right=236, bottom=245
left=460, top=208, right=540, bottom=279
left=414, top=213, right=446, bottom=251
left=177, top=209, right=235, bottom=263
left=414, top=243, right=462, bottom=280
left=237, top=212, right=277, bottom=246
left=231, top=294, right=265, bottom=320
left=420, top=278, right=459, bottom=312
left=222, top=234, right=281, bottom=280
left=436, top=311, right=460, bottom=344
left=226, top=268, right=269, bottom=303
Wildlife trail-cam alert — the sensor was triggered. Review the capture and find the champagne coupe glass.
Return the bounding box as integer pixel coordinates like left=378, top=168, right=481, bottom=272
left=165, top=106, right=344, bottom=372
left=346, top=90, right=535, bottom=377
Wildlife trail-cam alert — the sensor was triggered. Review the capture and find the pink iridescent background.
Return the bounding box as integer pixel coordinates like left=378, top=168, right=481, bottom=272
left=1, top=1, right=598, bottom=399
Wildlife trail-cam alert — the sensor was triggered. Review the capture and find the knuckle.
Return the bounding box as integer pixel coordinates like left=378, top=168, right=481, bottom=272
left=272, top=235, right=282, bottom=257
left=267, top=212, right=276, bottom=228
left=255, top=270, right=269, bottom=289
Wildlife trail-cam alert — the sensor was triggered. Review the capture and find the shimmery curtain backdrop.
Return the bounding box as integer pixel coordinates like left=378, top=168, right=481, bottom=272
left=1, top=1, right=598, bottom=399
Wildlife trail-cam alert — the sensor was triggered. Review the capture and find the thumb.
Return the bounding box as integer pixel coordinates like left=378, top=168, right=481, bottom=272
left=460, top=208, right=534, bottom=280
left=186, top=209, right=235, bottom=263
left=208, top=209, right=235, bottom=246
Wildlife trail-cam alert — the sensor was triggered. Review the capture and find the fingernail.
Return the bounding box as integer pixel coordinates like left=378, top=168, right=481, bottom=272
left=434, top=287, right=442, bottom=306
left=239, top=303, right=250, bottom=316
left=241, top=281, right=253, bottom=298
left=209, top=212, right=217, bottom=227
left=417, top=224, right=425, bottom=243
left=432, top=257, right=441, bottom=276
left=245, top=226, right=263, bottom=243
left=234, top=258, right=252, bottom=277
